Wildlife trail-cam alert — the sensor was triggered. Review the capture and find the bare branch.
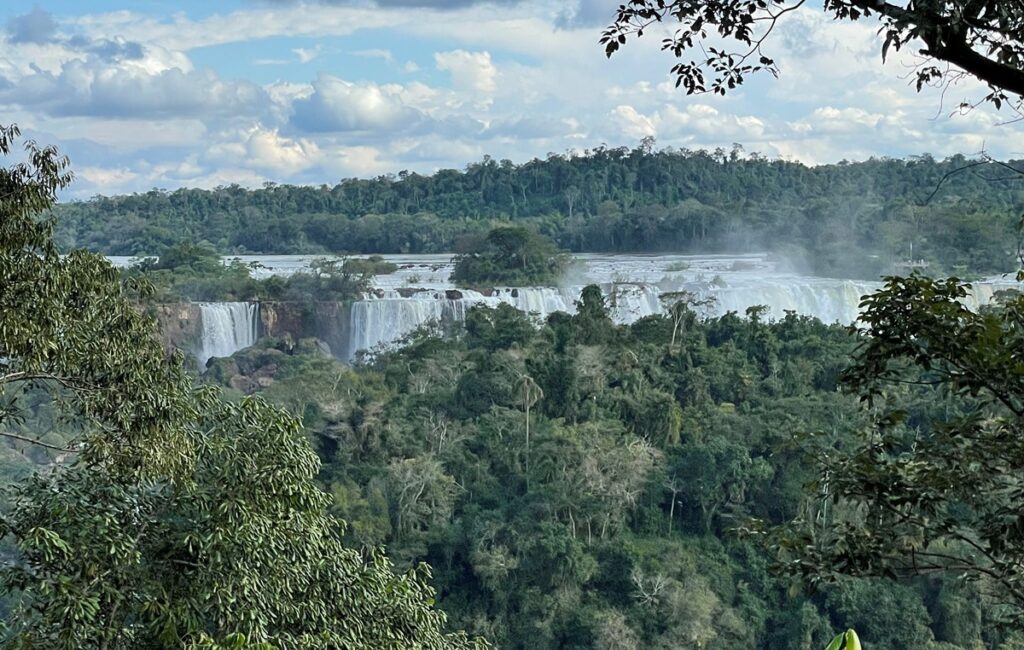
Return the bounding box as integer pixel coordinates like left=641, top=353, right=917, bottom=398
left=0, top=431, right=76, bottom=452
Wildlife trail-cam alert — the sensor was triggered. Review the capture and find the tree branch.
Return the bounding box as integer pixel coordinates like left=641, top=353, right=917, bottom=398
left=850, top=0, right=1024, bottom=97
left=0, top=431, right=76, bottom=452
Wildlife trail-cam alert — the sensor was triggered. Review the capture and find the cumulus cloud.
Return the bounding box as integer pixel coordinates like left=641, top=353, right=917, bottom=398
left=792, top=107, right=885, bottom=134
left=2, top=57, right=267, bottom=120
left=5, top=7, right=148, bottom=65
left=290, top=74, right=424, bottom=133
left=76, top=165, right=140, bottom=189
left=484, top=115, right=572, bottom=139
left=5, top=0, right=1023, bottom=196
left=208, top=125, right=321, bottom=175
left=66, top=35, right=146, bottom=62
left=611, top=105, right=656, bottom=140
left=324, top=144, right=394, bottom=176
left=6, top=7, right=58, bottom=44
left=293, top=46, right=322, bottom=63
left=434, top=49, right=496, bottom=93
left=611, top=103, right=766, bottom=142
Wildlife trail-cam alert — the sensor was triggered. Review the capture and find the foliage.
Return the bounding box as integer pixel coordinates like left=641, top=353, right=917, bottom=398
left=0, top=124, right=484, bottom=649
left=125, top=247, right=388, bottom=302
left=52, top=148, right=1024, bottom=278
left=601, top=0, right=1024, bottom=109
left=205, top=290, right=1011, bottom=648
left=824, top=628, right=861, bottom=650
left=767, top=275, right=1024, bottom=626
left=451, top=226, right=568, bottom=287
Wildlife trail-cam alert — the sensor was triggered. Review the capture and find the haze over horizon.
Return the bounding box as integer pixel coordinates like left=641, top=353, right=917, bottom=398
left=1, top=0, right=1016, bottom=198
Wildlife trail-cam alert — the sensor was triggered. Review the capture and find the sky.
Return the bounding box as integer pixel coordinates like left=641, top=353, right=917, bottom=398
left=1, top=0, right=1020, bottom=198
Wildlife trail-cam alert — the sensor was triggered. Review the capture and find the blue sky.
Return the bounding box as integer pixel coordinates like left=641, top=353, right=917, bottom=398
left=0, top=1, right=1017, bottom=197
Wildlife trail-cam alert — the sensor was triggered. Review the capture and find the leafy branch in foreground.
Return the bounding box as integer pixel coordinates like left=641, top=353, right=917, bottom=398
left=603, top=0, right=1024, bottom=109
left=764, top=274, right=1024, bottom=625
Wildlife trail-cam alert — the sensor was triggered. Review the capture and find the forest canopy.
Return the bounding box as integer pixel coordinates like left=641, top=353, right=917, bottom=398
left=53, top=147, right=1024, bottom=279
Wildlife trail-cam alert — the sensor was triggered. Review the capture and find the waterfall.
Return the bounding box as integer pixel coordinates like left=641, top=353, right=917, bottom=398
left=605, top=284, right=664, bottom=323
left=344, top=276, right=1024, bottom=361
left=198, top=302, right=259, bottom=367
left=702, top=279, right=879, bottom=324
left=346, top=284, right=665, bottom=359
left=348, top=293, right=447, bottom=358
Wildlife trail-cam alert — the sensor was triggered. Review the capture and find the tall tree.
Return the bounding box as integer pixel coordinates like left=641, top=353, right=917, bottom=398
left=0, top=124, right=485, bottom=650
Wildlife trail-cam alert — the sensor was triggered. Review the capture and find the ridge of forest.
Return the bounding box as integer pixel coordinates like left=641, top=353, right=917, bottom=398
left=54, top=145, right=1024, bottom=278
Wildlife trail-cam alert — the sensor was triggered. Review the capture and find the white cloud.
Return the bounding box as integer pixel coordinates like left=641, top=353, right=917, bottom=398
left=254, top=45, right=322, bottom=66
left=611, top=105, right=655, bottom=140
left=0, top=49, right=263, bottom=120
left=240, top=126, right=321, bottom=175
left=290, top=74, right=425, bottom=133
left=323, top=144, right=394, bottom=177
left=434, top=49, right=496, bottom=94
left=293, top=46, right=321, bottom=63
left=353, top=48, right=394, bottom=63
left=611, top=103, right=766, bottom=142
left=76, top=165, right=139, bottom=188
left=3, top=0, right=1022, bottom=197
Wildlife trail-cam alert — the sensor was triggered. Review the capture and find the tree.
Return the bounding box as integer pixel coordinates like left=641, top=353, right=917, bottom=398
left=767, top=276, right=1024, bottom=622
left=659, top=290, right=715, bottom=350
left=0, top=124, right=485, bottom=649
left=602, top=0, right=1024, bottom=109
left=516, top=373, right=544, bottom=490
left=450, top=226, right=568, bottom=287
left=572, top=285, right=616, bottom=345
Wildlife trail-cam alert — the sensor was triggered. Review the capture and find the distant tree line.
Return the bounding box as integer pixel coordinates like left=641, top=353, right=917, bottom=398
left=54, top=144, right=1024, bottom=278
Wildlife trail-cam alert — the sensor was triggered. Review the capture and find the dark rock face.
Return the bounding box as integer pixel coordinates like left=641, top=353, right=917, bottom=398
left=261, top=302, right=352, bottom=360
left=229, top=375, right=259, bottom=394
left=152, top=303, right=202, bottom=361
left=155, top=301, right=351, bottom=366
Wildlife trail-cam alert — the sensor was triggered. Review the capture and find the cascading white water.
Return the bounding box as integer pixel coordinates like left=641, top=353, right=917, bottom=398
left=348, top=293, right=447, bottom=357
left=346, top=284, right=667, bottom=359
left=344, top=276, right=1024, bottom=360
left=702, top=279, right=880, bottom=323
left=129, top=254, right=1017, bottom=364
left=197, top=302, right=259, bottom=367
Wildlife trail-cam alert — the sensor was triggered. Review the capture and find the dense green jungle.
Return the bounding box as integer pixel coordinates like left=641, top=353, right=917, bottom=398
left=54, top=146, right=1024, bottom=279
left=9, top=147, right=1024, bottom=649
left=184, top=287, right=1021, bottom=650
left=8, top=0, right=1024, bottom=645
